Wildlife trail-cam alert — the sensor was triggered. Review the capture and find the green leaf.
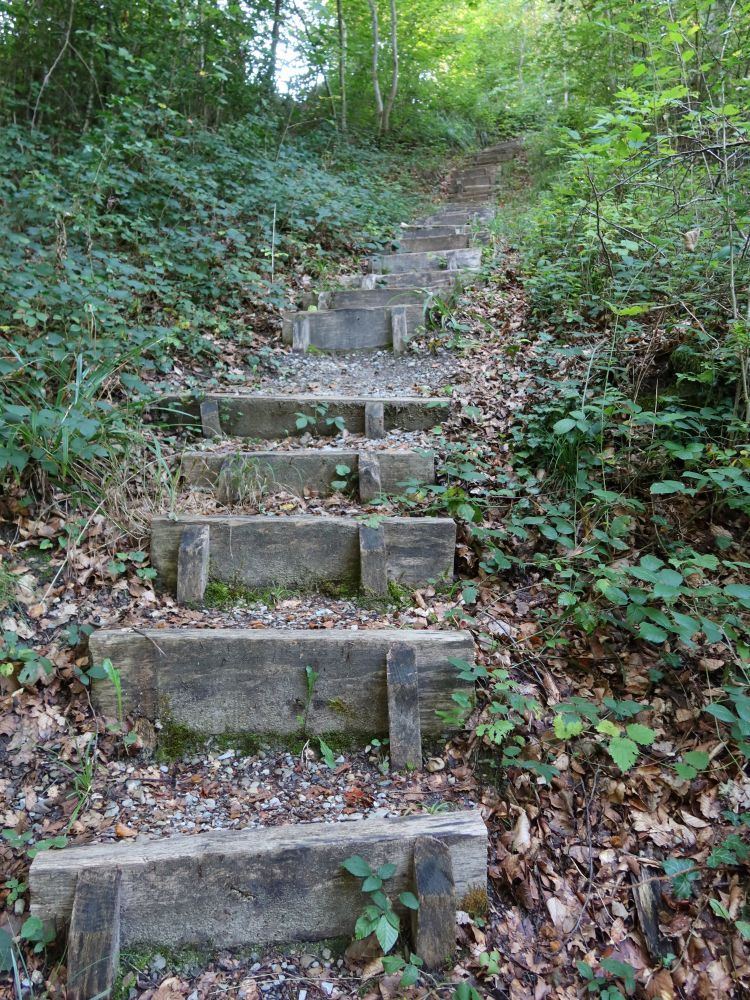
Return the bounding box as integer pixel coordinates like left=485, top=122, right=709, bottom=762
left=398, top=891, right=420, bottom=910
left=607, top=736, right=640, bottom=773
left=355, top=913, right=378, bottom=940
left=663, top=857, right=699, bottom=899
left=381, top=955, right=405, bottom=973
left=639, top=622, right=668, bottom=643
left=377, top=863, right=397, bottom=880
left=342, top=855, right=372, bottom=878
left=650, top=480, right=686, bottom=495
left=625, top=723, right=655, bottom=746
left=725, top=584, right=750, bottom=604
left=709, top=899, right=730, bottom=920
left=553, top=417, right=577, bottom=435
left=375, top=913, right=399, bottom=954
left=683, top=750, right=709, bottom=769
left=705, top=703, right=737, bottom=724
left=400, top=963, right=420, bottom=987
left=362, top=876, right=383, bottom=892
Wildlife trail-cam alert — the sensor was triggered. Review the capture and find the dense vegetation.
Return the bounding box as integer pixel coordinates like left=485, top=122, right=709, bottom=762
left=2, top=0, right=750, bottom=995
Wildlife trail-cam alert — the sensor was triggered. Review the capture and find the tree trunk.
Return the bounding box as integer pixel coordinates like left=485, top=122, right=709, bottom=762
left=266, top=0, right=283, bottom=91
left=382, top=0, right=398, bottom=133
left=336, top=0, right=347, bottom=132
left=365, top=0, right=384, bottom=134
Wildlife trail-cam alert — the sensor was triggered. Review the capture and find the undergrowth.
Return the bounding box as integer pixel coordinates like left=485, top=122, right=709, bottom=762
left=0, top=108, right=433, bottom=509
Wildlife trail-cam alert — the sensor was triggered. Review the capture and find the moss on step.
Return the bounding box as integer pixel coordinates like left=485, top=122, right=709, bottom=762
left=203, top=577, right=416, bottom=611
left=156, top=714, right=366, bottom=763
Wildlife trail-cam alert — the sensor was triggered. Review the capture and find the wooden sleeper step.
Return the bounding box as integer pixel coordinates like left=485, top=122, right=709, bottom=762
left=30, top=809, right=487, bottom=971
left=281, top=304, right=423, bottom=353
left=88, top=627, right=474, bottom=739
left=154, top=393, right=450, bottom=439
left=395, top=234, right=472, bottom=253
left=151, top=514, right=456, bottom=598
left=371, top=247, right=482, bottom=275
left=180, top=447, right=435, bottom=500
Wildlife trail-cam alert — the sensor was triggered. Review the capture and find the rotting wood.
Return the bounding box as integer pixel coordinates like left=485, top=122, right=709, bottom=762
left=31, top=811, right=487, bottom=950
left=387, top=643, right=422, bottom=770
left=630, top=866, right=667, bottom=960
left=176, top=524, right=209, bottom=607
left=199, top=398, right=222, bottom=438
left=89, top=628, right=474, bottom=737
left=358, top=451, right=382, bottom=501
left=391, top=304, right=408, bottom=354
left=66, top=870, right=121, bottom=1000
left=411, top=836, right=456, bottom=970
left=364, top=400, right=386, bottom=438
left=151, top=515, right=456, bottom=593
left=359, top=522, right=388, bottom=594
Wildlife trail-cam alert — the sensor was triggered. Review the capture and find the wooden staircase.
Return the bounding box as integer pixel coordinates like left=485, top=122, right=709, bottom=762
left=29, top=144, right=519, bottom=1000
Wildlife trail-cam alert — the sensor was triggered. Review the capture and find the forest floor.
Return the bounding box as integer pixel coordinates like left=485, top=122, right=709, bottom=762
left=1, top=166, right=747, bottom=1000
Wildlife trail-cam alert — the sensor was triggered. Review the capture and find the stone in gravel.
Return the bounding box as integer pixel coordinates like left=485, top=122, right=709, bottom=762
left=151, top=955, right=167, bottom=971
left=300, top=954, right=316, bottom=969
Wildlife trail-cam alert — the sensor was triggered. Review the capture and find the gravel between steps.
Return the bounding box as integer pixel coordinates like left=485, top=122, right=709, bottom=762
left=254, top=344, right=457, bottom=396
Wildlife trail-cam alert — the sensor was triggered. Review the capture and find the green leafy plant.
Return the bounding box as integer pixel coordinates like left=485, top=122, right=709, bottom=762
left=553, top=697, right=655, bottom=773
left=576, top=958, right=637, bottom=999
left=341, top=854, right=420, bottom=975
left=0, top=632, right=52, bottom=686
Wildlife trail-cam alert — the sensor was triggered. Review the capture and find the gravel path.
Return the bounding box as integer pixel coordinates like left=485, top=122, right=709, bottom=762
left=255, top=345, right=456, bottom=396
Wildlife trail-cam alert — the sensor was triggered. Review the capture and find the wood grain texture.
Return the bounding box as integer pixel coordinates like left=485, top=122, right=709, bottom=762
left=359, top=524, right=388, bottom=595
left=411, top=836, right=456, bottom=969
left=180, top=449, right=434, bottom=498
left=357, top=451, right=382, bottom=501
left=153, top=394, right=450, bottom=439
left=387, top=643, right=422, bottom=770
left=67, top=870, right=121, bottom=1000
left=176, top=525, right=209, bottom=607
left=150, top=515, right=455, bottom=593
left=364, top=401, right=385, bottom=439
left=31, top=810, right=487, bottom=950
left=88, top=628, right=473, bottom=736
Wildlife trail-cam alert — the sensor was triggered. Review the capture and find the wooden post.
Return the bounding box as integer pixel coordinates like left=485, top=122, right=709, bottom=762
left=67, top=870, right=121, bottom=1000
left=391, top=305, right=408, bottom=355
left=176, top=525, right=210, bottom=606
left=364, top=401, right=385, bottom=439
left=411, top=836, right=456, bottom=970
left=200, top=399, right=222, bottom=439
left=359, top=523, right=388, bottom=595
left=292, top=316, right=311, bottom=353
left=386, top=643, right=422, bottom=770
left=358, top=451, right=382, bottom=501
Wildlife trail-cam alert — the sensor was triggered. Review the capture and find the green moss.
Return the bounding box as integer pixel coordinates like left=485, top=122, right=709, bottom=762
left=157, top=718, right=264, bottom=761
left=204, top=580, right=296, bottom=609
left=156, top=710, right=372, bottom=763
left=327, top=697, right=351, bottom=715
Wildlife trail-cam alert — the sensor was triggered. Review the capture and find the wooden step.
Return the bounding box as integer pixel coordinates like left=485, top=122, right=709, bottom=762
left=317, top=287, right=428, bottom=310
left=396, top=234, right=471, bottom=253
left=30, top=809, right=487, bottom=952
left=89, top=627, right=473, bottom=738
left=181, top=447, right=434, bottom=500
left=401, top=224, right=471, bottom=238
left=418, top=209, right=494, bottom=226
left=281, top=304, right=424, bottom=352
left=151, top=514, right=456, bottom=597
left=371, top=248, right=482, bottom=275
left=154, top=393, right=450, bottom=439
